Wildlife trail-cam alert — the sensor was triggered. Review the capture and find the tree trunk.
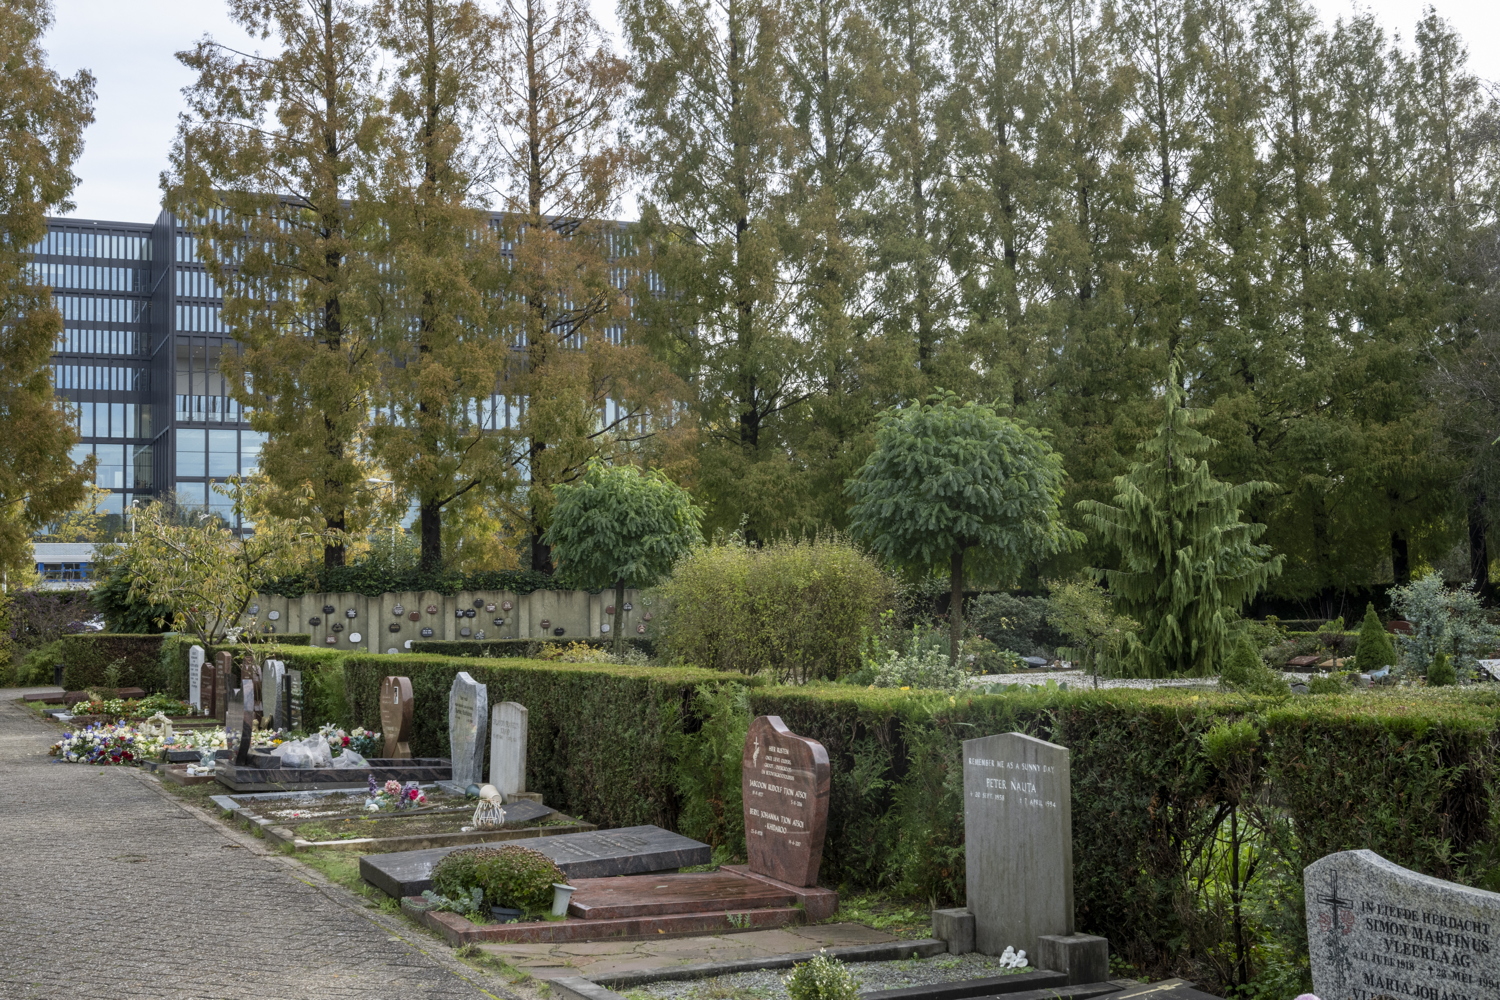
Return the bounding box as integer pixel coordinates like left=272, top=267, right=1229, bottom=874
left=530, top=524, right=552, bottom=573
left=419, top=502, right=442, bottom=572
left=950, top=547, right=964, bottom=666
left=1469, top=491, right=1490, bottom=598
left=324, top=510, right=345, bottom=568
left=613, top=577, right=625, bottom=657
left=1391, top=531, right=1410, bottom=587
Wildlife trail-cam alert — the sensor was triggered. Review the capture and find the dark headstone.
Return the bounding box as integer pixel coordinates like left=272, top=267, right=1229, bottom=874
left=225, top=686, right=246, bottom=763
left=199, top=662, right=216, bottom=718
left=213, top=652, right=233, bottom=722
left=358, top=825, right=711, bottom=899
left=284, top=669, right=303, bottom=731
left=379, top=676, right=414, bottom=759
left=741, top=715, right=830, bottom=887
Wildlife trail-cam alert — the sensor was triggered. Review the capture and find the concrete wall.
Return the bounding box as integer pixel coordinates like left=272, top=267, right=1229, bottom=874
left=243, top=589, right=646, bottom=654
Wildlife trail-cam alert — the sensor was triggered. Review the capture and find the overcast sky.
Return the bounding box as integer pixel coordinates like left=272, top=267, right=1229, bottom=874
left=44, top=0, right=1500, bottom=226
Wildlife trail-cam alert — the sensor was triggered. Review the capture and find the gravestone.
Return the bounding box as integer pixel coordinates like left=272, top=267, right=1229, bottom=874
left=741, top=715, right=831, bottom=887
left=284, top=669, right=303, bottom=731
left=240, top=654, right=262, bottom=717
left=199, top=660, right=216, bottom=721
left=225, top=681, right=255, bottom=766
left=379, top=676, right=414, bottom=758
left=263, top=659, right=286, bottom=729
left=489, top=701, right=528, bottom=797
left=446, top=671, right=487, bottom=789
left=188, top=645, right=205, bottom=709
left=213, top=652, right=233, bottom=722
left=963, top=731, right=1073, bottom=958
left=1305, top=849, right=1500, bottom=1000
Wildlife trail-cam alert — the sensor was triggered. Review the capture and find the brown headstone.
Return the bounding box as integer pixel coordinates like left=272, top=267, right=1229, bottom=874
left=199, top=663, right=216, bottom=718
left=213, top=652, right=233, bottom=722
left=379, top=676, right=414, bottom=759
left=240, top=654, right=263, bottom=718
left=741, top=715, right=830, bottom=887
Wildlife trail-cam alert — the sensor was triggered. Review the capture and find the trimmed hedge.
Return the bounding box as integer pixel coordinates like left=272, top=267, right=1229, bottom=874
left=58, top=634, right=166, bottom=691
left=345, top=655, right=759, bottom=828
left=262, top=567, right=555, bottom=598
left=409, top=637, right=656, bottom=659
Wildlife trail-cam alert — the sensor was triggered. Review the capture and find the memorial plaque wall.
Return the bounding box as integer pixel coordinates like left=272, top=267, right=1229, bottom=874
left=1305, top=849, right=1500, bottom=1000
left=741, top=715, right=830, bottom=887
left=963, top=732, right=1074, bottom=959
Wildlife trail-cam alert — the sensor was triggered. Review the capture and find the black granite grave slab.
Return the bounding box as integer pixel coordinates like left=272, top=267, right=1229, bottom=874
left=213, top=757, right=452, bottom=792
left=359, top=825, right=711, bottom=898
left=859, top=971, right=1068, bottom=1000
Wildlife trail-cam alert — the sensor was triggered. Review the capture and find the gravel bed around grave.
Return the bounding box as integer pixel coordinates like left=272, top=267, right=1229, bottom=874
left=626, top=953, right=1033, bottom=1000
left=968, top=670, right=1316, bottom=690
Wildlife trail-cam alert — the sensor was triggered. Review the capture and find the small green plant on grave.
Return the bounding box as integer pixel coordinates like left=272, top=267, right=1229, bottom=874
left=1427, top=651, right=1457, bottom=687
left=422, top=886, right=485, bottom=919
left=433, top=845, right=564, bottom=913
left=784, top=952, right=861, bottom=1000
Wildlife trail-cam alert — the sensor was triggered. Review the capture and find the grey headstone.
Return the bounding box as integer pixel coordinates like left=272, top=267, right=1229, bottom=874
left=1306, top=849, right=1500, bottom=1000
left=284, top=669, right=303, bottom=731
left=963, top=732, right=1073, bottom=958
left=225, top=686, right=246, bottom=763
left=489, top=701, right=528, bottom=796
left=358, top=825, right=712, bottom=899
left=188, top=646, right=205, bottom=709
left=263, top=659, right=286, bottom=729
left=447, top=671, right=487, bottom=787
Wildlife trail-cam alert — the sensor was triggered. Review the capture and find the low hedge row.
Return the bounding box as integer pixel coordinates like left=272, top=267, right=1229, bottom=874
left=409, top=637, right=656, bottom=659
left=57, top=634, right=165, bottom=691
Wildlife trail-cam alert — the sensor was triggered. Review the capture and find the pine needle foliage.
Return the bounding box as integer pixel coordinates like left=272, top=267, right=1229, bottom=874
left=1079, top=362, right=1283, bottom=677
left=1355, top=603, right=1398, bottom=671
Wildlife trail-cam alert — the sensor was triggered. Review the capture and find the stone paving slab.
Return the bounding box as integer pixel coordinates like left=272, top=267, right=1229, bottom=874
left=480, top=923, right=901, bottom=978
left=0, top=689, right=504, bottom=1000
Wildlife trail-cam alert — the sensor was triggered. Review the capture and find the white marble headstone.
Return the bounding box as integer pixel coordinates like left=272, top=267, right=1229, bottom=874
left=963, top=732, right=1073, bottom=959
left=489, top=702, right=528, bottom=797
left=1305, top=849, right=1500, bottom=1000
left=447, top=672, right=488, bottom=787
left=188, top=645, right=205, bottom=709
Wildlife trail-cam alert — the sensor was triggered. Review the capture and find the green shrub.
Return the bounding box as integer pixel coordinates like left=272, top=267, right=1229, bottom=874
left=784, top=953, right=861, bottom=1000
left=262, top=566, right=554, bottom=598
left=16, top=640, right=65, bottom=685
left=57, top=634, right=166, bottom=691
left=966, top=593, right=1065, bottom=656
left=433, top=845, right=564, bottom=912
left=870, top=643, right=966, bottom=691
left=1307, top=673, right=1349, bottom=694
left=656, top=537, right=895, bottom=682
left=1220, top=637, right=1288, bottom=696
left=1427, top=651, right=1456, bottom=687
left=410, top=637, right=655, bottom=659
left=1354, top=604, right=1397, bottom=671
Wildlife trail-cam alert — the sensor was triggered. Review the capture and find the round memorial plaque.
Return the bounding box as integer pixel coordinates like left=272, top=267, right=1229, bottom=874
left=349, top=632, right=362, bottom=643
left=426, top=605, right=438, bottom=614
left=476, top=630, right=486, bottom=640
left=493, top=617, right=505, bottom=626
left=392, top=604, right=404, bottom=616
left=404, top=639, right=413, bottom=648
left=501, top=600, right=512, bottom=611
left=485, top=603, right=496, bottom=612
left=637, top=623, right=647, bottom=634
left=409, top=611, right=420, bottom=621
left=249, top=603, right=260, bottom=615
left=309, top=616, right=322, bottom=626
left=323, top=604, right=336, bottom=615
left=605, top=605, right=614, bottom=616
left=600, top=623, right=611, bottom=633
left=459, top=627, right=471, bottom=637
left=455, top=609, right=465, bottom=618
left=539, top=618, right=550, bottom=630
left=345, top=608, right=357, bottom=619
left=332, top=623, right=344, bottom=633
left=420, top=627, right=434, bottom=638
left=388, top=623, right=401, bottom=633
left=387, top=648, right=398, bottom=655
left=643, top=612, right=653, bottom=622
left=624, top=602, right=633, bottom=612
left=268, top=610, right=280, bottom=621
left=464, top=608, right=476, bottom=618
left=263, top=625, right=275, bottom=633
left=553, top=627, right=566, bottom=636
left=473, top=599, right=484, bottom=608
left=325, top=636, right=338, bottom=646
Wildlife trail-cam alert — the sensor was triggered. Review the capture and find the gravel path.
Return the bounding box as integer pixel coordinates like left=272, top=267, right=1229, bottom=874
left=0, top=688, right=503, bottom=1000
left=626, top=952, right=1030, bottom=1000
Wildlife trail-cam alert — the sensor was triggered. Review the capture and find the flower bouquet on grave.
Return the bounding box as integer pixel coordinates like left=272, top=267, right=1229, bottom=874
left=49, top=722, right=144, bottom=765
left=318, top=724, right=382, bottom=759
left=365, top=777, right=427, bottom=811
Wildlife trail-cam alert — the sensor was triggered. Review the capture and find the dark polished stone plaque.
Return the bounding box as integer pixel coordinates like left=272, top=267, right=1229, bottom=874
left=742, top=715, right=830, bottom=887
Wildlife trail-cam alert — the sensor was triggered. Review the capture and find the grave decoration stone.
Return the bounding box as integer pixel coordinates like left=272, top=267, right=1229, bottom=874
left=963, top=731, right=1073, bottom=959
left=379, top=676, right=414, bottom=758
left=442, top=671, right=487, bottom=792
left=263, top=659, right=286, bottom=729
left=741, top=715, right=830, bottom=887
left=489, top=702, right=528, bottom=797
left=225, top=681, right=256, bottom=766
left=359, top=825, right=711, bottom=899
left=213, top=652, right=233, bottom=722
left=188, top=645, right=205, bottom=709
left=1305, top=849, right=1500, bottom=1000
left=284, top=669, right=304, bottom=732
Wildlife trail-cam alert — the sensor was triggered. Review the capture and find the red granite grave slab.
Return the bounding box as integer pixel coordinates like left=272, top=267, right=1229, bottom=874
left=566, top=873, right=795, bottom=919
left=742, top=716, right=831, bottom=887
left=720, top=864, right=839, bottom=921
left=404, top=898, right=803, bottom=945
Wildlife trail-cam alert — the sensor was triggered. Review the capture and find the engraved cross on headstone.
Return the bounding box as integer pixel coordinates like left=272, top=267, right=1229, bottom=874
left=1316, top=869, right=1354, bottom=935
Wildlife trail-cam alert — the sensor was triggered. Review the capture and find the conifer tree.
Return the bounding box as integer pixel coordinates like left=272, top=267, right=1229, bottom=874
left=1354, top=602, right=1397, bottom=671
left=0, top=0, right=95, bottom=586
left=166, top=0, right=385, bottom=567
left=1079, top=359, right=1284, bottom=677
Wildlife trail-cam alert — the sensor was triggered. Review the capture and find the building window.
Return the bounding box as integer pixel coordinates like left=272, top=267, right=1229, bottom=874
left=37, top=562, right=93, bottom=583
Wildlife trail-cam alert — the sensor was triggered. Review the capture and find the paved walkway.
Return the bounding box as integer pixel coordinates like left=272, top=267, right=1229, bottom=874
left=482, top=923, right=900, bottom=979
left=0, top=689, right=504, bottom=1000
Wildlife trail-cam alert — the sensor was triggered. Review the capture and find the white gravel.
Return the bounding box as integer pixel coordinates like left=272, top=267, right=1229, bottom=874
left=626, top=953, right=1034, bottom=1000
left=968, top=670, right=1314, bottom=690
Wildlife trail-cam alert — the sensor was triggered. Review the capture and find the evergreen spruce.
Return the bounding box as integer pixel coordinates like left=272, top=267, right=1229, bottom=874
left=1079, top=359, right=1284, bottom=677
left=1427, top=650, right=1456, bottom=687
left=1355, top=603, right=1397, bottom=671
